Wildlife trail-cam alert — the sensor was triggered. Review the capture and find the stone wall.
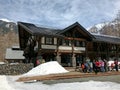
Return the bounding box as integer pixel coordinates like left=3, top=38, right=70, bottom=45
left=0, top=63, right=33, bottom=75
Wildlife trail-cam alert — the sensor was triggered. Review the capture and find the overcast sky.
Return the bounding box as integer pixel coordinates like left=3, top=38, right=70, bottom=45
left=0, top=0, right=120, bottom=29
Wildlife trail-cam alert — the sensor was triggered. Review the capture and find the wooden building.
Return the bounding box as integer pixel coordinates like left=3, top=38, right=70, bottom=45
left=18, top=22, right=120, bottom=67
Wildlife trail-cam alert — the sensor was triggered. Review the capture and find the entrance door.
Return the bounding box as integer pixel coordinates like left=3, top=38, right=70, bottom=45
left=61, top=54, right=72, bottom=67
left=76, top=54, right=85, bottom=66
left=42, top=53, right=55, bottom=62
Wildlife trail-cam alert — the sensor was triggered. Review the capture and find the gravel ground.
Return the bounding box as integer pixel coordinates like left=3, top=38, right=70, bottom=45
left=42, top=75, right=120, bottom=84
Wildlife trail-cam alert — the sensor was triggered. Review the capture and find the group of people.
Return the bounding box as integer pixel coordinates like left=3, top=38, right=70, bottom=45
left=76, top=58, right=119, bottom=74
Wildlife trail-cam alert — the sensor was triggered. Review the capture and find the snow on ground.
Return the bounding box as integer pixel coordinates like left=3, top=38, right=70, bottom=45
left=0, top=75, right=120, bottom=90
left=23, top=61, right=69, bottom=77
left=1, top=61, right=120, bottom=90
left=0, top=75, right=15, bottom=90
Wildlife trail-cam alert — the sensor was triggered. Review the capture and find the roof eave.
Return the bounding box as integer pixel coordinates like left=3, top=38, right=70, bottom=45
left=18, top=22, right=34, bottom=35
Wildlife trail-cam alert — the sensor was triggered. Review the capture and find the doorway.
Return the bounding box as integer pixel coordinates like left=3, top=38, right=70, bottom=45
left=76, top=54, right=85, bottom=66
left=61, top=54, right=72, bottom=67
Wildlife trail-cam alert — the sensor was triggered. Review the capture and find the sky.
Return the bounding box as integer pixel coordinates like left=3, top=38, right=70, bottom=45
left=0, top=0, right=120, bottom=29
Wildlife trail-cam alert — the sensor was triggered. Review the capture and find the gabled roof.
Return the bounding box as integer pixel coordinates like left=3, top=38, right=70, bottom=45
left=18, top=21, right=120, bottom=47
left=18, top=22, right=94, bottom=39
left=93, top=34, right=120, bottom=44
left=18, top=22, right=63, bottom=37
left=57, top=22, right=95, bottom=39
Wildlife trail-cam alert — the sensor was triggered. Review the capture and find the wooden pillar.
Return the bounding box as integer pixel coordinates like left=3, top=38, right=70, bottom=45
left=71, top=30, right=76, bottom=67
left=106, top=43, right=110, bottom=60
left=56, top=53, right=61, bottom=64
left=109, top=44, right=112, bottom=60
left=116, top=45, right=119, bottom=59
left=36, top=36, right=42, bottom=56
left=71, top=40, right=76, bottom=67
left=119, top=45, right=120, bottom=59
left=85, top=41, right=88, bottom=59
left=56, top=38, right=61, bottom=64
left=72, top=53, right=76, bottom=67
left=96, top=42, right=100, bottom=58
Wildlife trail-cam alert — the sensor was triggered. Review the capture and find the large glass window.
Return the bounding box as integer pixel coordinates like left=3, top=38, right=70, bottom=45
left=45, top=37, right=53, bottom=44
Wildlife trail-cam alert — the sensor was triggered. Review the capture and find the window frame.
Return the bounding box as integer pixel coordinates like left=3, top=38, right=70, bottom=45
left=45, top=37, right=54, bottom=45
left=74, top=40, right=85, bottom=47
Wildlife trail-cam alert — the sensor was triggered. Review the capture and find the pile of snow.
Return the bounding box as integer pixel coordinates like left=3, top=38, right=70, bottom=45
left=23, top=61, right=69, bottom=76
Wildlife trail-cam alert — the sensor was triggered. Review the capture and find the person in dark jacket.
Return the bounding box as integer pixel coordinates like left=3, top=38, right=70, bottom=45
left=114, top=59, right=119, bottom=71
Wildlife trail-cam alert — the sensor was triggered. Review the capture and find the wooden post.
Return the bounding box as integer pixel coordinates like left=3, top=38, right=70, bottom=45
left=56, top=53, right=61, bottom=64
left=56, top=38, right=61, bottom=64
left=116, top=45, right=119, bottom=59
left=72, top=29, right=76, bottom=67
left=72, top=53, right=76, bottom=67
left=85, top=41, right=88, bottom=60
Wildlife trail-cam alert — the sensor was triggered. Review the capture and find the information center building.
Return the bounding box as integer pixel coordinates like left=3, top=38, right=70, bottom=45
left=18, top=22, right=120, bottom=67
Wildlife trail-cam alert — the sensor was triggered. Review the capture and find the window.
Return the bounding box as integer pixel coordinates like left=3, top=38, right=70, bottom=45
left=74, top=41, right=85, bottom=47
left=45, top=37, right=53, bottom=44
left=62, top=39, right=71, bottom=46
left=82, top=41, right=85, bottom=47
left=112, top=45, right=116, bottom=50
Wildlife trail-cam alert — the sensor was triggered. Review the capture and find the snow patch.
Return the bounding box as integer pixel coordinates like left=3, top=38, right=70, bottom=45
left=94, top=22, right=109, bottom=30
left=23, top=61, right=69, bottom=77
left=95, top=23, right=106, bottom=30
left=0, top=75, right=15, bottom=90
left=5, top=76, right=120, bottom=90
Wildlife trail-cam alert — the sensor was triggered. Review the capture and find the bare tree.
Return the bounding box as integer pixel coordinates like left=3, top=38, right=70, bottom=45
left=115, top=10, right=120, bottom=37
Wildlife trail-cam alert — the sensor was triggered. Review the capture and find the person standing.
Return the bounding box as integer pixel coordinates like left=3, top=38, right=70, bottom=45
left=81, top=63, right=85, bottom=73
left=101, top=60, right=105, bottom=72
left=114, top=59, right=119, bottom=71
left=103, top=59, right=108, bottom=72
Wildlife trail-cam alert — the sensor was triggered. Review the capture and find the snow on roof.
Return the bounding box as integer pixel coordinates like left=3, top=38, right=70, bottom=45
left=12, top=45, right=20, bottom=49
left=23, top=61, right=69, bottom=77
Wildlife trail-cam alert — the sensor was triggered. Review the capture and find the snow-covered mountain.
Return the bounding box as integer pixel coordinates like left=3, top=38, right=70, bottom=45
left=0, top=18, right=12, bottom=22
left=88, top=20, right=120, bottom=37
left=88, top=22, right=108, bottom=35
left=0, top=19, right=17, bottom=35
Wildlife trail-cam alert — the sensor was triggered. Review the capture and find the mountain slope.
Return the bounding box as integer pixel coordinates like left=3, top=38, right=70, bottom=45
left=0, top=19, right=17, bottom=35
left=88, top=20, right=120, bottom=37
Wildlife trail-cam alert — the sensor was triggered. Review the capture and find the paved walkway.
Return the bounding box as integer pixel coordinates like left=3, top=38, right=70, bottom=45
left=17, top=68, right=120, bottom=82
